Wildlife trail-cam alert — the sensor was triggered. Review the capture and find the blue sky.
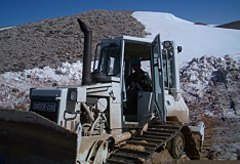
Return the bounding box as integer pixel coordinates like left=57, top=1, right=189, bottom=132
left=0, top=0, right=239, bottom=27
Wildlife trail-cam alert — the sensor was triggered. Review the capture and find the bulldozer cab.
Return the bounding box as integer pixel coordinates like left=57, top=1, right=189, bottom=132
left=92, top=34, right=168, bottom=124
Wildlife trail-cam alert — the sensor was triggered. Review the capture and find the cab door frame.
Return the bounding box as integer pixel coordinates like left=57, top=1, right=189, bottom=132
left=151, top=34, right=166, bottom=122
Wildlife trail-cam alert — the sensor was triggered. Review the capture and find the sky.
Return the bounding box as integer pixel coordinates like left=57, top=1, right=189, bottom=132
left=0, top=0, right=240, bottom=27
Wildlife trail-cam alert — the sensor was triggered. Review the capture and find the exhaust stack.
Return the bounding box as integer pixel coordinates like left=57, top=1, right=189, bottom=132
left=77, top=19, right=92, bottom=85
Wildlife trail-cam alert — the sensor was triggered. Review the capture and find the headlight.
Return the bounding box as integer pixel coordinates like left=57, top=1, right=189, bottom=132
left=97, top=98, right=108, bottom=112
left=163, top=41, right=172, bottom=48
left=70, top=91, right=77, bottom=101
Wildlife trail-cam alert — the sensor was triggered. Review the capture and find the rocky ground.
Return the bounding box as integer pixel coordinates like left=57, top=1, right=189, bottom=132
left=181, top=55, right=240, bottom=120
left=0, top=55, right=239, bottom=161
left=0, top=10, right=240, bottom=162
left=0, top=10, right=146, bottom=73
left=180, top=55, right=240, bottom=160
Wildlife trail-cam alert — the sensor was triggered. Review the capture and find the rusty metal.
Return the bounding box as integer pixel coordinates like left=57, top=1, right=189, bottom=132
left=106, top=123, right=198, bottom=163
left=0, top=109, right=77, bottom=164
left=111, top=129, right=137, bottom=144
left=143, top=131, right=172, bottom=136
left=131, top=136, right=164, bottom=143
left=147, top=128, right=177, bottom=133
left=181, top=126, right=201, bottom=160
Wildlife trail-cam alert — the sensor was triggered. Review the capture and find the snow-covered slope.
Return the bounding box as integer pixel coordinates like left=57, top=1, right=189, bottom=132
left=1, top=11, right=240, bottom=110
left=0, top=26, right=13, bottom=31
left=132, top=11, right=240, bottom=62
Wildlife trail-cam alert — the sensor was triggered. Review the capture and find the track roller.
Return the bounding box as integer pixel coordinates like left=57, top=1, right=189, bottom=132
left=167, top=132, right=185, bottom=159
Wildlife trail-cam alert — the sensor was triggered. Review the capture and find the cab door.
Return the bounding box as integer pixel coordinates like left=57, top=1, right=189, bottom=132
left=151, top=34, right=166, bottom=122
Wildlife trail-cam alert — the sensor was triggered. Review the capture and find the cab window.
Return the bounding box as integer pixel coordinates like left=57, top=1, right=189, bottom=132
left=98, top=45, right=120, bottom=76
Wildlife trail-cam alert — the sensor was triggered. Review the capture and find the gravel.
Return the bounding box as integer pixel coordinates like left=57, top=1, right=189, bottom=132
left=0, top=10, right=146, bottom=73
left=0, top=10, right=240, bottom=161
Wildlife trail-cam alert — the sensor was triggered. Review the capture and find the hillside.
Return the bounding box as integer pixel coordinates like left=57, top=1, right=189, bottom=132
left=1, top=11, right=240, bottom=73
left=132, top=12, right=240, bottom=62
left=0, top=10, right=240, bottom=161
left=0, top=10, right=146, bottom=73
left=217, top=20, right=240, bottom=30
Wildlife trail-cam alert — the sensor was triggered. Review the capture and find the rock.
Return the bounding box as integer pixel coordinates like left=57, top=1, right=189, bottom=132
left=12, top=88, right=19, bottom=92
left=180, top=55, right=240, bottom=120
left=0, top=10, right=146, bottom=73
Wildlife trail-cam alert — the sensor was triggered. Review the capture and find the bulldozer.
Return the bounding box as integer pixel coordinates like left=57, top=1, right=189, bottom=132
left=0, top=19, right=204, bottom=164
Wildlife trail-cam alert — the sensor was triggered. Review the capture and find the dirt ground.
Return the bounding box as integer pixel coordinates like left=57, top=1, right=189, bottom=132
left=149, top=116, right=240, bottom=163
left=199, top=116, right=240, bottom=160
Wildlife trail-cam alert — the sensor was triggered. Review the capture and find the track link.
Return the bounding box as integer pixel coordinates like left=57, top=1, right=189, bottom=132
left=106, top=123, right=185, bottom=163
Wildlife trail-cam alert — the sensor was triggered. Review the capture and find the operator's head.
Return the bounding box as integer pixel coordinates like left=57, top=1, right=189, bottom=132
left=132, top=59, right=141, bottom=72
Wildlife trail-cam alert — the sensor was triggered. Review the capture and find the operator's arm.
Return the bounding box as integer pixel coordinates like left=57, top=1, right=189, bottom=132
left=133, top=72, right=152, bottom=91
left=126, top=74, right=132, bottom=88
left=142, top=72, right=152, bottom=91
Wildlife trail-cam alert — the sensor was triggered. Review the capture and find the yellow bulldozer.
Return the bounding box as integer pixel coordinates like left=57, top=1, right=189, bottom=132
left=0, top=19, right=204, bottom=163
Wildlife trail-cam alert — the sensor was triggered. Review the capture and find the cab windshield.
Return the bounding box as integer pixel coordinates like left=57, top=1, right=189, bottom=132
left=97, top=44, right=120, bottom=76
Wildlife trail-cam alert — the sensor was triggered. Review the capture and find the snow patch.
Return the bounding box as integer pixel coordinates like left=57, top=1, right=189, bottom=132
left=132, top=11, right=240, bottom=62
left=0, top=26, right=13, bottom=31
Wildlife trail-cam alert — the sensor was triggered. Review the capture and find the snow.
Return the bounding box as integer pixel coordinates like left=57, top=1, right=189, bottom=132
left=132, top=11, right=240, bottom=62
left=0, top=61, right=84, bottom=109
left=1, top=11, right=240, bottom=111
left=0, top=26, right=13, bottom=31
left=1, top=61, right=84, bottom=89
left=0, top=11, right=240, bottom=160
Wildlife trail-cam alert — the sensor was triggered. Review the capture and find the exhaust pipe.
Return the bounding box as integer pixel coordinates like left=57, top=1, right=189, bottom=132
left=77, top=19, right=92, bottom=85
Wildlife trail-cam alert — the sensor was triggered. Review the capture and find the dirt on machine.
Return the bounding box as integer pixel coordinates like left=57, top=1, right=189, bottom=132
left=0, top=19, right=205, bottom=163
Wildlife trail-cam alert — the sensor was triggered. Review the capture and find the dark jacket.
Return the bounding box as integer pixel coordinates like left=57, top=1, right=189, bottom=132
left=126, top=69, right=152, bottom=91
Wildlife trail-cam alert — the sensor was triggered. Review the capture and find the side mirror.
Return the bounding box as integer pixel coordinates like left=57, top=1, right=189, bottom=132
left=177, top=46, right=182, bottom=53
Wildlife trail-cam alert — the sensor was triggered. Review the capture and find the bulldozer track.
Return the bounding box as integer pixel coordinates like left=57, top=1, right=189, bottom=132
left=106, top=123, right=200, bottom=163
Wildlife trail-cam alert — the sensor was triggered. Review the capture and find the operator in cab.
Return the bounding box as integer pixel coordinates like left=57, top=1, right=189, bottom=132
left=126, top=59, right=152, bottom=91
left=124, top=59, right=152, bottom=115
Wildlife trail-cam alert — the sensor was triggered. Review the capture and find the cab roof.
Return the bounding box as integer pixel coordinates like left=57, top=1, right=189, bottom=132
left=102, top=36, right=153, bottom=44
